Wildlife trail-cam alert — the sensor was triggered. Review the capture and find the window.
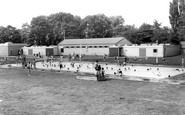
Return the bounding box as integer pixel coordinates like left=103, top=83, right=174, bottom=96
left=60, top=48, right=64, bottom=53
left=153, top=49, right=157, bottom=53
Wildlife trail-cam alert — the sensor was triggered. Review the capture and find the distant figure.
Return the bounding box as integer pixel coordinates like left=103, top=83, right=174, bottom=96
left=60, top=56, right=63, bottom=62
left=134, top=57, right=137, bottom=61
left=162, top=57, right=166, bottom=61
left=114, top=56, right=117, bottom=61
left=103, top=54, right=107, bottom=61
left=27, top=62, right=31, bottom=76
left=101, top=68, right=105, bottom=77
left=59, top=61, right=63, bottom=71
left=100, top=68, right=105, bottom=81
left=68, top=54, right=72, bottom=60
left=32, top=59, right=36, bottom=69
left=21, top=55, right=26, bottom=69
left=123, top=62, right=126, bottom=66
left=95, top=60, right=101, bottom=81
left=117, top=69, right=123, bottom=76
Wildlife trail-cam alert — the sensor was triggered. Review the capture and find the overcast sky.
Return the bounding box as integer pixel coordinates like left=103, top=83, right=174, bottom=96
left=0, top=0, right=172, bottom=29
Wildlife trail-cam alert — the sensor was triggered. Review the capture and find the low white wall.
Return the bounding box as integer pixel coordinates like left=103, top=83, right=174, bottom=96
left=122, top=45, right=164, bottom=57
left=0, top=46, right=8, bottom=56
left=122, top=47, right=139, bottom=57
left=33, top=47, right=46, bottom=56
left=63, top=48, right=109, bottom=56
left=22, top=47, right=29, bottom=55
left=22, top=46, right=58, bottom=56
left=145, top=46, right=163, bottom=57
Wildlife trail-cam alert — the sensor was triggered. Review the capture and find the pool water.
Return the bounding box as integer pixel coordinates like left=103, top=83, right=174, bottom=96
left=31, top=61, right=185, bottom=79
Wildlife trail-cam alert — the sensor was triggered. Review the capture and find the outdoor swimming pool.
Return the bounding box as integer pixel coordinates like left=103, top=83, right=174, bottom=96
left=20, top=61, right=185, bottom=79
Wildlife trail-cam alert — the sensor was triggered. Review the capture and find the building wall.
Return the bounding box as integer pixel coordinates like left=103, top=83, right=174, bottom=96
left=180, top=41, right=185, bottom=53
left=122, top=47, right=139, bottom=57
left=122, top=45, right=180, bottom=57
left=63, top=47, right=109, bottom=56
left=32, top=47, right=46, bottom=56
left=22, top=46, right=58, bottom=56
left=8, top=45, right=26, bottom=56
left=145, top=46, right=163, bottom=57
left=164, top=45, right=180, bottom=57
left=122, top=45, right=164, bottom=57
left=58, top=46, right=64, bottom=55
left=0, top=46, right=8, bottom=56
left=22, top=47, right=29, bottom=55
left=53, top=46, right=59, bottom=55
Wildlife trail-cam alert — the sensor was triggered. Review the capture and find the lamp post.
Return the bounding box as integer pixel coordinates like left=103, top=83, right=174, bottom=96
left=63, top=30, right=65, bottom=40
left=85, top=23, right=89, bottom=38
left=61, top=27, right=66, bottom=40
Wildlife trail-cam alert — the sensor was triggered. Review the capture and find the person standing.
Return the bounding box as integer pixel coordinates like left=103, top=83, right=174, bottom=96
left=95, top=60, right=100, bottom=81
left=101, top=68, right=105, bottom=81
left=27, top=61, right=31, bottom=76
left=32, top=59, right=36, bottom=69
left=21, top=55, right=26, bottom=69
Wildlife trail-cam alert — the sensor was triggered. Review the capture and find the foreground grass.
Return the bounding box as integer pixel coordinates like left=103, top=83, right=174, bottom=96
left=0, top=68, right=185, bottom=115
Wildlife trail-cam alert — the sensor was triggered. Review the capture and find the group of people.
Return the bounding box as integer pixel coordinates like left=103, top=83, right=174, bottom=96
left=17, top=55, right=37, bottom=76
left=95, top=60, right=105, bottom=81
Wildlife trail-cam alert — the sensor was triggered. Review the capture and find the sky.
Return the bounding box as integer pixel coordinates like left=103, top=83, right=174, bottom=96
left=0, top=0, right=172, bottom=29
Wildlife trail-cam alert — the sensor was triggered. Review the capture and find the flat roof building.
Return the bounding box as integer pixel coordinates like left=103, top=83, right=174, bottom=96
left=0, top=42, right=27, bottom=56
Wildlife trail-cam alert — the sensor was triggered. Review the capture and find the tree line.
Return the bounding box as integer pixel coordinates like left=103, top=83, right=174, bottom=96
left=0, top=0, right=184, bottom=45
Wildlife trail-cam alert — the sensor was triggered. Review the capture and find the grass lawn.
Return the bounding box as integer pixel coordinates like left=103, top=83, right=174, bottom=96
left=1, top=68, right=185, bottom=115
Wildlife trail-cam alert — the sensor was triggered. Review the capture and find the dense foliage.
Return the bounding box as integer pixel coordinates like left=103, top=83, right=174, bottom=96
left=169, top=0, right=185, bottom=44
left=0, top=0, right=184, bottom=46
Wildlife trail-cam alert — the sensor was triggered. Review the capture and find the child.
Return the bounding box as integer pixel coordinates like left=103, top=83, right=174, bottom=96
left=59, top=61, right=63, bottom=71
left=101, top=68, right=105, bottom=81
left=117, top=68, right=123, bottom=76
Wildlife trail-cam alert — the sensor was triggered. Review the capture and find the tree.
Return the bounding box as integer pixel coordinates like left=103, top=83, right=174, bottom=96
left=121, top=25, right=138, bottom=43
left=169, top=0, right=185, bottom=43
left=151, top=20, right=172, bottom=44
left=29, top=16, right=51, bottom=45
left=0, top=25, right=22, bottom=43
left=20, top=23, right=31, bottom=43
left=151, top=20, right=162, bottom=42
left=137, top=23, right=153, bottom=44
left=109, top=16, right=125, bottom=37
left=79, top=14, right=112, bottom=38
left=47, top=12, right=81, bottom=45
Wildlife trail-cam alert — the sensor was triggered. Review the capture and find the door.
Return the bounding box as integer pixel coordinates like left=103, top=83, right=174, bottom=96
left=28, top=49, right=33, bottom=55
left=46, top=48, right=53, bottom=56
left=139, top=48, right=146, bottom=57
left=10, top=49, right=13, bottom=56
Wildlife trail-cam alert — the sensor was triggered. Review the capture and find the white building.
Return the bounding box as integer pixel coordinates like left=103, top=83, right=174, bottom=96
left=58, top=37, right=132, bottom=56
left=22, top=46, right=58, bottom=56
left=0, top=42, right=27, bottom=56
left=122, top=44, right=180, bottom=57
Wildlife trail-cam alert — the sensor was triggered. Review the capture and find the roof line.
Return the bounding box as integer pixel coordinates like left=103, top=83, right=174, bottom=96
left=115, top=37, right=125, bottom=45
